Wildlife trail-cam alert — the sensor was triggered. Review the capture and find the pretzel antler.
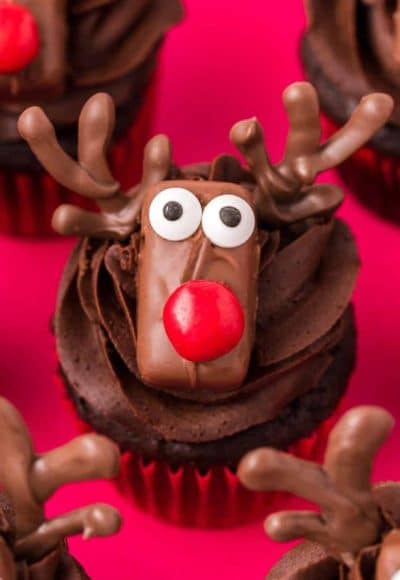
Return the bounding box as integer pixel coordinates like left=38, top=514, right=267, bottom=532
left=237, top=406, right=394, bottom=565
left=15, top=504, right=121, bottom=562
left=18, top=93, right=172, bottom=239
left=230, top=82, right=393, bottom=227
left=0, top=397, right=121, bottom=563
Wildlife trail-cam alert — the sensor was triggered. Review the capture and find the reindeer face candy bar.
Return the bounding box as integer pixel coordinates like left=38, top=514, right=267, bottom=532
left=17, top=83, right=392, bottom=471
left=238, top=405, right=400, bottom=580
left=137, top=179, right=259, bottom=392
left=0, top=396, right=121, bottom=579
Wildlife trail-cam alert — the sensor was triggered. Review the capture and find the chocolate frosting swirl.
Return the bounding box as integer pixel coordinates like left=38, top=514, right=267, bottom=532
left=304, top=0, right=400, bottom=125
left=0, top=0, right=183, bottom=141
left=54, top=162, right=360, bottom=449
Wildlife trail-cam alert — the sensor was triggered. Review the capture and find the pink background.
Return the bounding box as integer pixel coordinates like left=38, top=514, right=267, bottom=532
left=1, top=1, right=400, bottom=578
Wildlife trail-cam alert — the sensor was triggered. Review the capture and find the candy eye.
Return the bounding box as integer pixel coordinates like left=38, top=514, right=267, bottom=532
left=149, top=187, right=202, bottom=241
left=202, top=194, right=255, bottom=248
left=391, top=571, right=400, bottom=580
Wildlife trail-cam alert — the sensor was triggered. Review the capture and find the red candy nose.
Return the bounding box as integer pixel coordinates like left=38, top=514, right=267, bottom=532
left=163, top=280, right=245, bottom=363
left=0, top=2, right=40, bottom=74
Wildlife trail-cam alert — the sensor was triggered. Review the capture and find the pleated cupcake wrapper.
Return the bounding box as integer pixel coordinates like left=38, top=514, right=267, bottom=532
left=324, top=116, right=400, bottom=224
left=56, top=367, right=345, bottom=528
left=117, top=407, right=342, bottom=529
left=0, top=73, right=158, bottom=236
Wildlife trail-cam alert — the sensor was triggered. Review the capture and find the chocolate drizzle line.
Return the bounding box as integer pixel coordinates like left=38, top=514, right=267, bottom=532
left=238, top=406, right=397, bottom=575
left=18, top=83, right=393, bottom=239
left=230, top=84, right=393, bottom=227
left=0, top=396, right=121, bottom=569
left=17, top=92, right=172, bottom=239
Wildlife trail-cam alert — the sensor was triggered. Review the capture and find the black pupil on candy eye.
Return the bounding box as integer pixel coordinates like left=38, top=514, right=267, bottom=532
left=220, top=206, right=241, bottom=227
left=163, top=201, right=183, bottom=221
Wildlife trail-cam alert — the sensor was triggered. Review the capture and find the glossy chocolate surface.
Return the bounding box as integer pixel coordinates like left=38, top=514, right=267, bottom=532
left=0, top=397, right=121, bottom=579
left=136, top=179, right=260, bottom=392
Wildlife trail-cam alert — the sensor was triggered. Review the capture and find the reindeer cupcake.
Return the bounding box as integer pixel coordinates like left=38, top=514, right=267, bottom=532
left=239, top=405, right=400, bottom=580
left=17, top=82, right=392, bottom=527
left=0, top=396, right=121, bottom=578
left=0, top=0, right=182, bottom=234
left=302, top=0, right=400, bottom=223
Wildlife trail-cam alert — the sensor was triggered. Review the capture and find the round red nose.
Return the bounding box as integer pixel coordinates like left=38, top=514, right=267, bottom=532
left=163, top=280, right=245, bottom=363
left=0, top=2, right=40, bottom=74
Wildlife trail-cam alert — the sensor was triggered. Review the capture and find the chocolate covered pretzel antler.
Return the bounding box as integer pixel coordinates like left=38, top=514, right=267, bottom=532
left=230, top=82, right=393, bottom=227
left=238, top=406, right=394, bottom=565
left=17, top=92, right=172, bottom=239
left=0, top=397, right=121, bottom=565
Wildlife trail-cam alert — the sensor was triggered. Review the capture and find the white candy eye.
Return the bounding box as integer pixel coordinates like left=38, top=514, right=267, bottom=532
left=149, top=187, right=202, bottom=241
left=202, top=194, right=255, bottom=248
left=391, top=571, right=400, bottom=580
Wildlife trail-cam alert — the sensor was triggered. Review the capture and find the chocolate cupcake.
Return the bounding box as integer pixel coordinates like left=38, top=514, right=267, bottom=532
left=18, top=84, right=391, bottom=527
left=0, top=396, right=122, bottom=578
left=0, top=0, right=182, bottom=234
left=238, top=405, right=400, bottom=580
left=302, top=0, right=400, bottom=223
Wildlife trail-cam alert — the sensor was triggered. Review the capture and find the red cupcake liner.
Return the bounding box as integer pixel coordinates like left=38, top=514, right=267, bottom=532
left=117, top=404, right=344, bottom=529
left=56, top=368, right=345, bottom=528
left=324, top=116, right=400, bottom=224
left=0, top=73, right=159, bottom=236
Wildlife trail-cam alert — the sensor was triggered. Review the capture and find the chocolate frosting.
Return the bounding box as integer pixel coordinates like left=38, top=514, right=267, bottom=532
left=18, top=84, right=392, bottom=466
left=238, top=406, right=400, bottom=580
left=304, top=0, right=400, bottom=126
left=0, top=397, right=122, bottom=579
left=0, top=0, right=183, bottom=142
